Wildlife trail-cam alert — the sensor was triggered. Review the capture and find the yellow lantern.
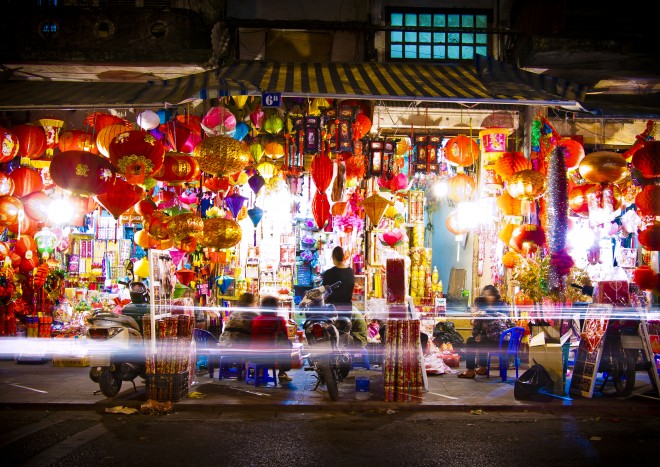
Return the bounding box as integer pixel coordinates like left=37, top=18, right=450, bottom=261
left=233, top=95, right=249, bottom=109
left=193, top=135, right=251, bottom=176
left=506, top=169, right=547, bottom=217
left=361, top=193, right=394, bottom=227
left=200, top=217, right=242, bottom=249
left=134, top=257, right=150, bottom=278
left=257, top=160, right=276, bottom=180
left=264, top=142, right=285, bottom=159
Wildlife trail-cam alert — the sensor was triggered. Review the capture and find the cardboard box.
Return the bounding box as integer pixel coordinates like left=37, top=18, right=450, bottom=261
left=528, top=332, right=571, bottom=396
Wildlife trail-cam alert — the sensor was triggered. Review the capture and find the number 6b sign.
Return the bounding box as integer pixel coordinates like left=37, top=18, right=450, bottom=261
left=261, top=92, right=281, bottom=108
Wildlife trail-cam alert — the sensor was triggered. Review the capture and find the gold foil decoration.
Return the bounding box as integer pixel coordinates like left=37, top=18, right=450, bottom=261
left=200, top=217, right=242, bottom=249
left=193, top=135, right=251, bottom=176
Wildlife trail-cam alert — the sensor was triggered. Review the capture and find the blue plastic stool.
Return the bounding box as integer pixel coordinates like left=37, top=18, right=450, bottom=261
left=245, top=361, right=277, bottom=387
left=218, top=355, right=245, bottom=380
left=351, top=348, right=371, bottom=370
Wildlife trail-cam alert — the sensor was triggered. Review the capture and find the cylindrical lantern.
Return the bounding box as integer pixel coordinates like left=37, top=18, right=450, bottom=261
left=152, top=152, right=200, bottom=185
left=13, top=124, right=46, bottom=159
left=37, top=117, right=65, bottom=157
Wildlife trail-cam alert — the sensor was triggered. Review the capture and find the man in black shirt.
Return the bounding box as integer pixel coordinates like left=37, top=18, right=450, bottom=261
left=321, top=246, right=355, bottom=312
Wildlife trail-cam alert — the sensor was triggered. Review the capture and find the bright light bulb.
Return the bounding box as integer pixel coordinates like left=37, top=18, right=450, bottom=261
left=48, top=198, right=75, bottom=225
left=434, top=179, right=449, bottom=198
left=568, top=222, right=596, bottom=252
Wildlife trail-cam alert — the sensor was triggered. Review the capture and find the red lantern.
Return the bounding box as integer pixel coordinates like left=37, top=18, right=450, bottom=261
left=69, top=195, right=97, bottom=227
left=49, top=150, right=116, bottom=196
left=162, top=121, right=202, bottom=153
left=496, top=190, right=522, bottom=216
left=152, top=153, right=200, bottom=185
left=8, top=212, right=39, bottom=237
left=58, top=129, right=98, bottom=154
left=447, top=173, right=476, bottom=203
left=85, top=112, right=131, bottom=133
left=13, top=124, right=46, bottom=159
left=632, top=141, right=660, bottom=179
left=96, top=123, right=131, bottom=158
left=0, top=127, right=20, bottom=163
left=444, top=135, right=478, bottom=167
left=312, top=191, right=331, bottom=229
left=493, top=152, right=531, bottom=182
left=134, top=198, right=157, bottom=218
left=510, top=224, right=546, bottom=255
left=514, top=291, right=534, bottom=306
left=558, top=139, right=585, bottom=170
left=353, top=113, right=372, bottom=139
left=108, top=130, right=165, bottom=185
left=311, top=153, right=333, bottom=192
left=203, top=176, right=230, bottom=193
left=0, top=196, right=24, bottom=227
left=94, top=177, right=144, bottom=219
left=638, top=221, right=660, bottom=251
left=636, top=185, right=660, bottom=216
left=0, top=172, right=14, bottom=196
left=19, top=250, right=39, bottom=273
left=633, top=265, right=659, bottom=290
left=21, top=191, right=50, bottom=222
left=9, top=167, right=43, bottom=198
left=145, top=211, right=170, bottom=240
left=568, top=183, right=594, bottom=216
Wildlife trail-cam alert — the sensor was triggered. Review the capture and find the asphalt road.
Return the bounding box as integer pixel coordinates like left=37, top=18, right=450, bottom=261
left=1, top=407, right=659, bottom=466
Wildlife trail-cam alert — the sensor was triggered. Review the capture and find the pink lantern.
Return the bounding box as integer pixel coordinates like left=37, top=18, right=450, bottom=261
left=249, top=106, right=266, bottom=129
left=201, top=107, right=237, bottom=136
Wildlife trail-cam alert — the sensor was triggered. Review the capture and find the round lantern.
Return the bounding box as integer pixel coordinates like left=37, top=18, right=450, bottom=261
left=152, top=153, right=200, bottom=185
left=507, top=169, right=547, bottom=201
left=9, top=166, right=44, bottom=198
left=498, top=223, right=517, bottom=245
left=194, top=135, right=251, bottom=176
left=134, top=257, right=150, bottom=278
left=134, top=198, right=157, bottom=218
left=136, top=110, right=161, bottom=131
left=49, top=150, right=116, bottom=195
left=514, top=292, right=534, bottom=307
left=557, top=139, right=585, bottom=170
left=19, top=250, right=39, bottom=273
left=264, top=142, right=285, bottom=159
left=502, top=251, right=520, bottom=269
left=263, top=115, right=284, bottom=135
left=638, top=221, right=660, bottom=251
left=578, top=151, right=628, bottom=183
left=145, top=211, right=170, bottom=240
left=203, top=176, right=230, bottom=193
left=87, top=112, right=131, bottom=133
left=200, top=217, right=242, bottom=249
left=0, top=127, right=20, bottom=163
left=108, top=130, right=165, bottom=185
left=201, top=107, right=236, bottom=136
left=568, top=183, right=594, bottom=217
left=134, top=229, right=158, bottom=249
left=168, top=212, right=203, bottom=242
left=510, top=224, right=546, bottom=255
left=0, top=196, right=24, bottom=227
left=444, top=135, right=479, bottom=167
left=13, top=124, right=46, bottom=159
left=493, top=152, right=531, bottom=182
left=0, top=172, right=14, bottom=196
left=636, top=185, right=660, bottom=217
left=447, top=173, right=476, bottom=203
left=21, top=191, right=50, bottom=222
left=94, top=177, right=144, bottom=219
left=632, top=141, right=660, bottom=179
left=445, top=210, right=470, bottom=236
left=96, top=123, right=132, bottom=158
left=59, top=129, right=97, bottom=153
left=496, top=190, right=522, bottom=216
left=353, top=113, right=372, bottom=139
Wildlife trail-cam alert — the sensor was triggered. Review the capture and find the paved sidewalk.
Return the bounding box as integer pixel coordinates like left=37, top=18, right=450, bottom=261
left=0, top=359, right=658, bottom=413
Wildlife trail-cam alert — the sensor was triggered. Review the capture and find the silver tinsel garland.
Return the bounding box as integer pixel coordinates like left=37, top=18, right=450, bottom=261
left=545, top=146, right=569, bottom=291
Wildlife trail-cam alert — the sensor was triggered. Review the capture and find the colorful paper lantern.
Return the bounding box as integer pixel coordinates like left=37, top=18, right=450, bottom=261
left=557, top=138, right=585, bottom=170
left=0, top=127, right=19, bottom=163
left=134, top=257, right=150, bottom=278
left=49, top=150, right=116, bottom=195
left=444, top=135, right=478, bottom=167
left=493, top=152, right=531, bottom=182
left=447, top=173, right=477, bottom=203
left=233, top=122, right=250, bottom=142
left=201, top=106, right=237, bottom=136
left=94, top=177, right=144, bottom=219
left=108, top=130, right=165, bottom=185
left=200, top=217, right=242, bottom=249
left=194, top=135, right=251, bottom=176
left=134, top=198, right=157, bottom=218
left=248, top=173, right=265, bottom=195
left=21, top=191, right=50, bottom=222
left=256, top=160, right=276, bottom=180
left=632, top=265, right=659, bottom=291
left=507, top=169, right=547, bottom=201
left=161, top=121, right=202, bottom=153
left=96, top=123, right=131, bottom=158
left=311, top=153, right=333, bottom=192
left=0, top=196, right=24, bottom=227
left=152, top=152, right=200, bottom=185
left=175, top=268, right=196, bottom=286
left=247, top=206, right=264, bottom=227
left=568, top=184, right=594, bottom=217
left=510, top=224, right=546, bottom=255
left=502, top=251, right=520, bottom=269
left=86, top=112, right=131, bottom=133
left=631, top=141, right=660, bottom=178
left=9, top=166, right=44, bottom=198
left=224, top=190, right=248, bottom=219
left=203, top=176, right=230, bottom=193
left=578, top=151, right=628, bottom=184
left=249, top=107, right=265, bottom=129
left=264, top=141, right=285, bottom=159
left=37, top=117, right=65, bottom=157
left=136, top=110, right=161, bottom=131
left=58, top=129, right=97, bottom=154
left=134, top=229, right=157, bottom=249
left=312, top=191, right=331, bottom=229
left=263, top=115, right=284, bottom=135
left=13, top=124, right=46, bottom=159
left=361, top=193, right=394, bottom=227
left=249, top=142, right=264, bottom=164
left=0, top=172, right=14, bottom=197
left=498, top=223, right=517, bottom=245
left=496, top=190, right=522, bottom=216
left=353, top=113, right=372, bottom=139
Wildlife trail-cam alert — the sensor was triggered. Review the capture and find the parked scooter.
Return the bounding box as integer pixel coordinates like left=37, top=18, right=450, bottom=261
left=299, top=281, right=353, bottom=401
left=598, top=319, right=641, bottom=396
left=87, top=279, right=150, bottom=398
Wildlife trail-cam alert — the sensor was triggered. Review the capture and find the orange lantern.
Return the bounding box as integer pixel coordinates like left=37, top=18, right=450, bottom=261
left=510, top=224, right=546, bottom=255
left=0, top=196, right=24, bottom=227
left=134, top=229, right=158, bottom=249
left=507, top=169, right=547, bottom=201
left=353, top=113, right=372, bottom=139
left=0, top=127, right=20, bottom=163
left=8, top=212, right=39, bottom=237
left=502, top=251, right=520, bottom=269
left=632, top=141, right=660, bottom=179
left=361, top=193, right=394, bottom=226
left=568, top=183, right=594, bottom=217
left=444, top=135, right=478, bottom=167
left=0, top=172, right=14, bottom=197
left=498, top=223, right=517, bottom=245
left=69, top=195, right=98, bottom=226
left=134, top=198, right=157, bottom=218
left=145, top=211, right=171, bottom=240
left=49, top=150, right=116, bottom=196
left=331, top=201, right=348, bottom=216
left=152, top=152, right=201, bottom=185
left=9, top=166, right=44, bottom=198
left=578, top=151, right=628, bottom=184
left=311, top=153, right=334, bottom=192
left=493, top=152, right=531, bottom=182
left=264, top=141, right=285, bottom=159
left=58, top=129, right=97, bottom=153
left=636, top=185, right=660, bottom=217
left=204, top=176, right=230, bottom=193
left=496, top=190, right=522, bottom=216
left=86, top=112, right=131, bottom=133
left=175, top=267, right=196, bottom=286
left=638, top=221, right=660, bottom=251
left=514, top=291, right=534, bottom=306
left=94, top=177, right=144, bottom=220
left=312, top=191, right=331, bottom=229
left=13, top=124, right=46, bottom=159
left=447, top=173, right=476, bottom=203
left=96, top=123, right=131, bottom=158
left=108, top=130, right=165, bottom=185
left=557, top=138, right=585, bottom=170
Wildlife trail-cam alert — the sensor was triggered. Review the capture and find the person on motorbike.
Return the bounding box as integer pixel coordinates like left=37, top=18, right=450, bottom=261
left=251, top=296, right=293, bottom=383
left=321, top=246, right=355, bottom=312
left=218, top=293, right=258, bottom=349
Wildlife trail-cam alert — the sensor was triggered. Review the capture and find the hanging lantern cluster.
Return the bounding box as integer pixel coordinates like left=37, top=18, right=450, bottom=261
left=310, top=149, right=333, bottom=229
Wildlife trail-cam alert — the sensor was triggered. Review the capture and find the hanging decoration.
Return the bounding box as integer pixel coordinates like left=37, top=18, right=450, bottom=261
left=49, top=150, right=116, bottom=195
left=9, top=166, right=44, bottom=198
left=224, top=189, right=248, bottom=219
left=96, top=123, right=132, bottom=158
left=447, top=173, right=477, bottom=204
left=631, top=140, right=660, bottom=178
left=544, top=145, right=573, bottom=292
left=510, top=224, right=546, bottom=255
left=248, top=173, right=265, bottom=195
left=635, top=185, right=660, bottom=216
left=37, top=117, right=65, bottom=158
left=0, top=127, right=19, bottom=163
left=13, top=124, right=46, bottom=159
left=638, top=221, right=660, bottom=251
left=0, top=172, right=14, bottom=197
left=557, top=138, right=585, bottom=170
left=152, top=152, right=200, bottom=185
left=312, top=190, right=331, bottom=229
left=263, top=115, right=284, bottom=135
left=136, top=110, right=161, bottom=131
left=247, top=206, right=264, bottom=246
left=506, top=169, right=547, bottom=216
left=494, top=152, right=531, bottom=182
left=361, top=193, right=394, bottom=227
left=200, top=217, right=242, bottom=249
left=412, top=135, right=442, bottom=175
left=94, top=177, right=144, bottom=219
left=108, top=129, right=166, bottom=185
left=578, top=151, right=628, bottom=184
left=444, top=134, right=478, bottom=167
left=194, top=135, right=251, bottom=176
left=249, top=106, right=266, bottom=129
left=58, top=129, right=97, bottom=154
left=201, top=106, right=237, bottom=136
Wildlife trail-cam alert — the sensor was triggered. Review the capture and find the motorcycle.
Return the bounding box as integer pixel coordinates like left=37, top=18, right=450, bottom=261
left=87, top=279, right=150, bottom=398
left=299, top=281, right=353, bottom=401
left=598, top=319, right=641, bottom=396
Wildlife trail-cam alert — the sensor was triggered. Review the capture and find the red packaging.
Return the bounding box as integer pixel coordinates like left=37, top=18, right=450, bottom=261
left=595, top=280, right=630, bottom=307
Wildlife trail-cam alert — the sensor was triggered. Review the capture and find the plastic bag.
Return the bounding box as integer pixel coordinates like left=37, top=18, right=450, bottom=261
left=513, top=360, right=554, bottom=402
left=432, top=321, right=465, bottom=346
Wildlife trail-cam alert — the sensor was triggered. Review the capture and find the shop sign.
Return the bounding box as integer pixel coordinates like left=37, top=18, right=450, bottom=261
left=261, top=92, right=281, bottom=108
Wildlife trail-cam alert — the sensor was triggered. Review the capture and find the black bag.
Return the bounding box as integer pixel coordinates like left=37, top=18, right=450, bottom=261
left=431, top=321, right=465, bottom=346
left=514, top=360, right=555, bottom=402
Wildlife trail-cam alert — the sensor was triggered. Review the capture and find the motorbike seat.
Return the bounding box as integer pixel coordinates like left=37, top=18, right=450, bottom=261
left=89, top=312, right=141, bottom=333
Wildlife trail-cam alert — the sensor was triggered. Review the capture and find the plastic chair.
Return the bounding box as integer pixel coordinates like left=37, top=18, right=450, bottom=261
left=193, top=328, right=220, bottom=378
left=487, top=326, right=525, bottom=382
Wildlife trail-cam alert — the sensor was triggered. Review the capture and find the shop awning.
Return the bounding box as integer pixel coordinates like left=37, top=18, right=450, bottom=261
left=0, top=58, right=586, bottom=110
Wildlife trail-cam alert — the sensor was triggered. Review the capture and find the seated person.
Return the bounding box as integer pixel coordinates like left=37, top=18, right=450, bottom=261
left=250, top=296, right=293, bottom=383
left=349, top=309, right=368, bottom=349
left=458, top=286, right=512, bottom=379
left=218, top=293, right=258, bottom=349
